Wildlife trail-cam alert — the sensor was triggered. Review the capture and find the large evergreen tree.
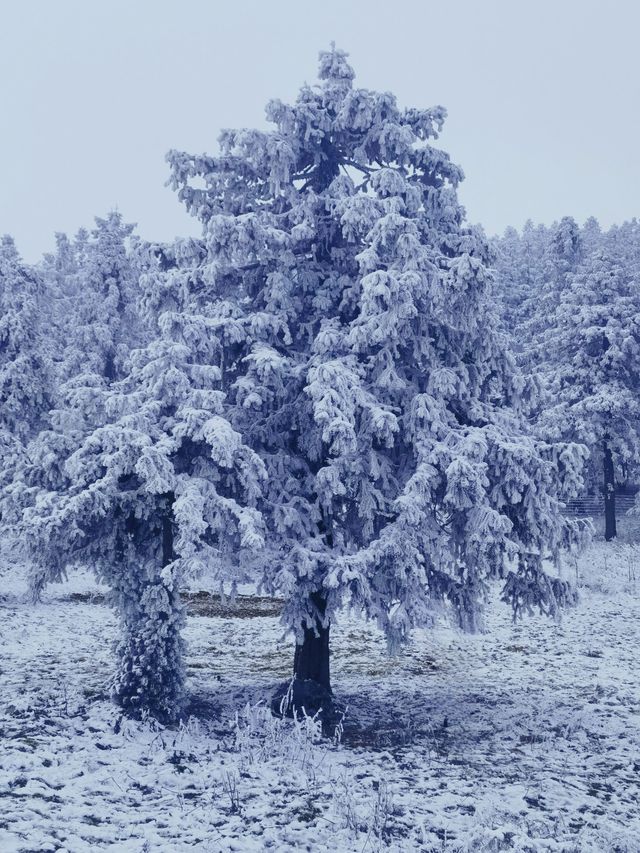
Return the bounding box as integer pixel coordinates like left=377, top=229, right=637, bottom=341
left=17, top=237, right=266, bottom=722
left=164, top=46, right=587, bottom=712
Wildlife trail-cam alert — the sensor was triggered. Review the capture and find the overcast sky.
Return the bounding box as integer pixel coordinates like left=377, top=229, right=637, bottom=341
left=1, top=0, right=638, bottom=260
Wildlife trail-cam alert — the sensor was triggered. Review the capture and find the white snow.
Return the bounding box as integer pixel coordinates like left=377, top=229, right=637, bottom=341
left=1, top=543, right=639, bottom=852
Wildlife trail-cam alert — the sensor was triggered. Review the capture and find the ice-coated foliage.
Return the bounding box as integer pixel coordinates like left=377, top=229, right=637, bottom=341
left=493, top=220, right=549, bottom=333
left=15, top=236, right=266, bottom=721
left=0, top=237, right=52, bottom=441
left=0, top=236, right=53, bottom=522
left=538, top=248, right=640, bottom=486
left=165, top=46, right=587, bottom=662
left=494, top=217, right=640, bottom=537
left=541, top=251, right=640, bottom=443
left=26, top=216, right=151, bottom=501
left=519, top=217, right=584, bottom=374
left=44, top=212, right=147, bottom=384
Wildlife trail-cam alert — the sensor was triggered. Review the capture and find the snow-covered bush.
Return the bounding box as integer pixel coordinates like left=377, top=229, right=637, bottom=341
left=574, top=539, right=639, bottom=596
left=233, top=697, right=326, bottom=773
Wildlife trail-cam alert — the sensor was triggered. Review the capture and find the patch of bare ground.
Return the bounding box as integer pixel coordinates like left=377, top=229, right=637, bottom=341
left=65, top=589, right=283, bottom=618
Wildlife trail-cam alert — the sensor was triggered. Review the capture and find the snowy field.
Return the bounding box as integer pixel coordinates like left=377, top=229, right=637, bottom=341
left=1, top=543, right=639, bottom=852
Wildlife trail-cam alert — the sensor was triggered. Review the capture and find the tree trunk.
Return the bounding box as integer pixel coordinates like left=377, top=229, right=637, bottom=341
left=162, top=501, right=174, bottom=567
left=293, top=592, right=331, bottom=692
left=112, top=497, right=184, bottom=723
left=272, top=592, right=340, bottom=727
left=603, top=440, right=617, bottom=541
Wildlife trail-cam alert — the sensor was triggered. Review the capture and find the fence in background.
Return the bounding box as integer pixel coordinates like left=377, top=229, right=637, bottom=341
left=565, top=494, right=637, bottom=517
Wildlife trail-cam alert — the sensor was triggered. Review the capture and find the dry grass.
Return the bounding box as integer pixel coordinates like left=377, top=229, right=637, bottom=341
left=65, top=589, right=283, bottom=619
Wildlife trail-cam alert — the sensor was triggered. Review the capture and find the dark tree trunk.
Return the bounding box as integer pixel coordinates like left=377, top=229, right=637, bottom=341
left=603, top=440, right=617, bottom=541
left=112, top=496, right=184, bottom=723
left=162, top=499, right=174, bottom=567
left=272, top=593, right=341, bottom=727
left=293, top=592, right=331, bottom=692
left=103, top=339, right=118, bottom=382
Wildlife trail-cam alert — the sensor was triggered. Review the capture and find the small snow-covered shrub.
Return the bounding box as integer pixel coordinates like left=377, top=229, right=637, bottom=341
left=232, top=696, right=325, bottom=774
left=575, top=540, right=639, bottom=596
left=330, top=771, right=400, bottom=846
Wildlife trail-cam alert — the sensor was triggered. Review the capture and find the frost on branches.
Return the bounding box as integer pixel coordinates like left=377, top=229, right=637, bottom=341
left=493, top=221, right=548, bottom=334
left=0, top=236, right=53, bottom=523
left=16, top=237, right=266, bottom=722
left=495, top=218, right=640, bottom=540
left=42, top=212, right=147, bottom=385
left=538, top=247, right=640, bottom=541
left=165, top=46, right=588, bottom=711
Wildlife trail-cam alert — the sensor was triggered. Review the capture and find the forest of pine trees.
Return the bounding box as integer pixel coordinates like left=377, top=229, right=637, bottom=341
left=2, top=48, right=639, bottom=724
left=494, top=217, right=640, bottom=541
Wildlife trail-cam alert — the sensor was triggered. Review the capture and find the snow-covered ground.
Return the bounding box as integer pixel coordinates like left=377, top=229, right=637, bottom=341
left=1, top=543, right=639, bottom=852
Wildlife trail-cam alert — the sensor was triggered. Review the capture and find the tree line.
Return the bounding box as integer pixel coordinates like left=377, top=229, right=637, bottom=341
left=494, top=216, right=640, bottom=541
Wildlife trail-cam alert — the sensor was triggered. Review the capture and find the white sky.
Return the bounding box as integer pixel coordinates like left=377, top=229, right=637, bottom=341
left=1, top=0, right=639, bottom=260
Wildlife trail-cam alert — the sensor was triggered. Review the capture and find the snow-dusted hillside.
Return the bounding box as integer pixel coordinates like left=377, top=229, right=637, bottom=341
left=1, top=543, right=639, bottom=852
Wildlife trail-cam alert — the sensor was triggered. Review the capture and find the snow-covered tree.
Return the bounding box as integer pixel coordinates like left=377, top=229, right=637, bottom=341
left=581, top=216, right=603, bottom=256
left=539, top=249, right=640, bottom=540
left=0, top=236, right=53, bottom=517
left=55, top=212, right=145, bottom=383
left=14, top=211, right=154, bottom=531
left=493, top=220, right=548, bottom=334
left=518, top=217, right=583, bottom=371
left=604, top=219, right=640, bottom=275
left=0, top=237, right=52, bottom=440
left=16, top=239, right=266, bottom=722
left=165, top=46, right=588, bottom=712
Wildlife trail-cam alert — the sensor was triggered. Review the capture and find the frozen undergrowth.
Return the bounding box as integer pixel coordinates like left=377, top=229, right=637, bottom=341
left=1, top=544, right=639, bottom=852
